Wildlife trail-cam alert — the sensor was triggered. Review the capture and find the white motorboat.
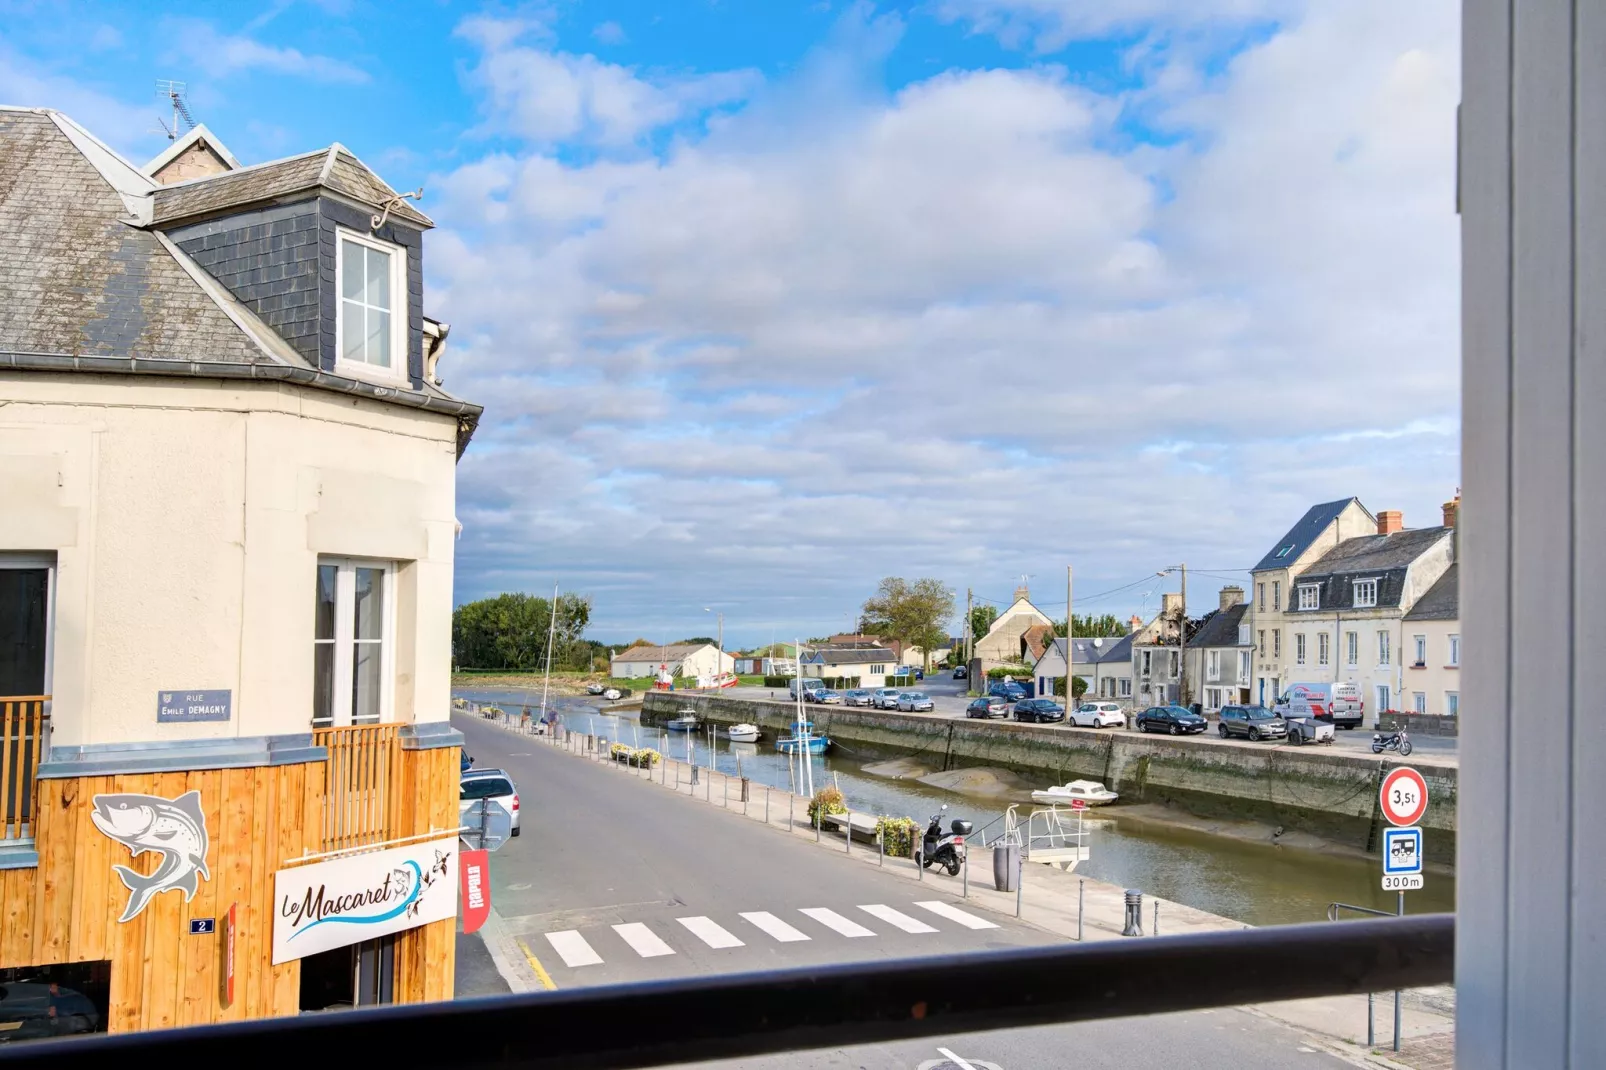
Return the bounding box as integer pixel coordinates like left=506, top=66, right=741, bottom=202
left=1030, top=779, right=1119, bottom=807
left=727, top=723, right=761, bottom=743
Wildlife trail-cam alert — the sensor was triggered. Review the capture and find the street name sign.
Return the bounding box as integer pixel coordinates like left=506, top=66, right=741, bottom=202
left=1379, top=767, right=1428, bottom=826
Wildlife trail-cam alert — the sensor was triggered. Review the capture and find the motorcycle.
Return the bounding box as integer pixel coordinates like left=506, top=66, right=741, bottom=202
left=1371, top=729, right=1413, bottom=756
left=919, top=804, right=971, bottom=877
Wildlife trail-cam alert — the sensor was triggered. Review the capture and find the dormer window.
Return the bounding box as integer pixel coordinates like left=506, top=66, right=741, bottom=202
left=1297, top=584, right=1320, bottom=610
left=337, top=230, right=407, bottom=381
left=1353, top=578, right=1379, bottom=608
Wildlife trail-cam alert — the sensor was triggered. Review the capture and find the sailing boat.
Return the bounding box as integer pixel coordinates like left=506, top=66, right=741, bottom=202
left=777, top=640, right=831, bottom=755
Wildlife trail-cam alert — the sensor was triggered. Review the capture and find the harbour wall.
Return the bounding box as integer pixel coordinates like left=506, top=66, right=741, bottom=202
left=642, top=692, right=1458, bottom=864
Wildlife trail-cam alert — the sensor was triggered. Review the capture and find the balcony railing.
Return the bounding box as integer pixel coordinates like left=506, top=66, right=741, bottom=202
left=1, top=695, right=48, bottom=842
left=313, top=723, right=400, bottom=852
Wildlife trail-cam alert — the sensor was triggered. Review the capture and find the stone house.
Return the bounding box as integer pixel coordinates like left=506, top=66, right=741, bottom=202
left=974, top=586, right=1055, bottom=670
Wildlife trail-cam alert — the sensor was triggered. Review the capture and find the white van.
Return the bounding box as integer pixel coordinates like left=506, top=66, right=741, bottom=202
left=789, top=677, right=827, bottom=699
left=1273, top=682, right=1364, bottom=730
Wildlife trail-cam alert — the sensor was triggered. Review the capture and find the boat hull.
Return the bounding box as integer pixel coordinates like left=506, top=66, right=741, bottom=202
left=728, top=728, right=761, bottom=743
left=775, top=736, right=831, bottom=755
left=1030, top=791, right=1117, bottom=807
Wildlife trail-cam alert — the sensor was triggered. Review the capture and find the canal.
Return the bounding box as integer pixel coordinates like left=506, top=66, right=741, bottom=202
left=456, top=690, right=1455, bottom=928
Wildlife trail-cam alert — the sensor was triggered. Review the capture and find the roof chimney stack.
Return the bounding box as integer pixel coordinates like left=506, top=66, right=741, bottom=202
left=1219, top=585, right=1245, bottom=612
left=1013, top=584, right=1030, bottom=603
left=1129, top=614, right=1143, bottom=634
left=1377, top=510, right=1403, bottom=536
left=1442, top=493, right=1460, bottom=529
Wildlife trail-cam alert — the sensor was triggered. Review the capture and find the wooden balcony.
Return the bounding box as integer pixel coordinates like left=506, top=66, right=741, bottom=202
left=1, top=695, right=48, bottom=842
left=313, top=723, right=400, bottom=852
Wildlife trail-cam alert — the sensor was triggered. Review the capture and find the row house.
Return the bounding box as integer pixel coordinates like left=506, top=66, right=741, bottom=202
left=974, top=586, right=1055, bottom=671
left=1248, top=495, right=1458, bottom=719
left=1190, top=588, right=1254, bottom=713
left=1031, top=632, right=1135, bottom=704
left=1, top=111, right=478, bottom=1031
left=1401, top=563, right=1460, bottom=719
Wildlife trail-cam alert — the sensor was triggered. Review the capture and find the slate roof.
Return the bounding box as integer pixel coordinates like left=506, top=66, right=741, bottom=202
left=805, top=648, right=897, bottom=665
left=1291, top=528, right=1454, bottom=612
left=1046, top=635, right=1134, bottom=665
left=1403, top=564, right=1459, bottom=621
left=1190, top=603, right=1251, bottom=647
left=1253, top=498, right=1364, bottom=573
left=612, top=644, right=716, bottom=663
left=0, top=109, right=266, bottom=363
left=151, top=145, right=432, bottom=228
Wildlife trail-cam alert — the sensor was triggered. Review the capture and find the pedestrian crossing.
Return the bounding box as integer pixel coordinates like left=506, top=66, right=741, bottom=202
left=537, top=901, right=1000, bottom=968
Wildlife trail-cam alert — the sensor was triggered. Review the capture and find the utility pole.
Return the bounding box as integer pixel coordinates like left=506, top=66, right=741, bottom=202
left=1065, top=565, right=1073, bottom=702
left=965, top=587, right=973, bottom=666
left=1178, top=563, right=1188, bottom=707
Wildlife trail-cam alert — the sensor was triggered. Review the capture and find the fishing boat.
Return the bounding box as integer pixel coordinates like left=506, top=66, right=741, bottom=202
left=664, top=711, right=700, bottom=732
left=727, top=723, right=761, bottom=743
left=775, top=720, right=831, bottom=755
left=1030, top=779, right=1119, bottom=807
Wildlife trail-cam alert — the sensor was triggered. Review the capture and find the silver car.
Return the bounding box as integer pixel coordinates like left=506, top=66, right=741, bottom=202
left=896, top=691, right=934, bottom=712
left=843, top=689, right=876, bottom=706
left=874, top=688, right=903, bottom=709
left=460, top=767, right=521, bottom=836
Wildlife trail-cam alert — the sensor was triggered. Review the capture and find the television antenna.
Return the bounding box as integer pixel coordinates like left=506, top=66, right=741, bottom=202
left=154, top=80, right=197, bottom=140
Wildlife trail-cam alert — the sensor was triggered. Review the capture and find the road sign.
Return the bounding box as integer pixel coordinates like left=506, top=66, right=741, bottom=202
left=1383, top=826, right=1423, bottom=875
left=461, top=799, right=514, bottom=852
left=1382, top=873, right=1425, bottom=891
left=1379, top=767, right=1429, bottom=826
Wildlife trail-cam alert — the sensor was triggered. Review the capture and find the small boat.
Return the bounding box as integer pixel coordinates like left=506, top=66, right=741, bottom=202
left=775, top=722, right=831, bottom=755
left=664, top=711, right=700, bottom=732
left=727, top=723, right=761, bottom=743
left=1031, top=779, right=1119, bottom=807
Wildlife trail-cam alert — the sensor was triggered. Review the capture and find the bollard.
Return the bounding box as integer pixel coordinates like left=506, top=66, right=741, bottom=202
left=1078, top=879, right=1084, bottom=942
left=1122, top=890, right=1144, bottom=937
left=915, top=847, right=922, bottom=881
left=1368, top=992, right=1375, bottom=1049
left=845, top=812, right=852, bottom=854
left=789, top=792, right=794, bottom=830
left=878, top=831, right=884, bottom=866
left=1154, top=900, right=1159, bottom=937
left=816, top=807, right=821, bottom=842
left=962, top=847, right=969, bottom=898
left=765, top=786, right=771, bottom=825
left=1015, top=861, right=1023, bottom=918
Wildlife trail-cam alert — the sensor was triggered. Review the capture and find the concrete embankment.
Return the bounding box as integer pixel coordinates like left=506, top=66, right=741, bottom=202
left=643, top=692, right=1458, bottom=864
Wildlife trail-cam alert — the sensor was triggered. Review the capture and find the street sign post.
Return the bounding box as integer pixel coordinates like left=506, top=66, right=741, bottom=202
left=1382, top=826, right=1424, bottom=891
left=461, top=799, right=514, bottom=853
left=1379, top=767, right=1428, bottom=827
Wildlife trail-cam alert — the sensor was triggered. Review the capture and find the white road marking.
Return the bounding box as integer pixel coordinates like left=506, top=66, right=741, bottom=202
left=799, top=907, right=876, bottom=938
left=913, top=901, right=999, bottom=930
left=741, top=911, right=811, bottom=942
left=544, top=930, right=603, bottom=967
left=859, top=904, right=938, bottom=933
left=937, top=1048, right=978, bottom=1070
left=613, top=922, right=676, bottom=958
left=678, top=915, right=745, bottom=949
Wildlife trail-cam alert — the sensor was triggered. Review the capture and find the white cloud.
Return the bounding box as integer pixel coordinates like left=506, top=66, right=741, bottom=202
left=163, top=19, right=369, bottom=84
left=936, top=0, right=1294, bottom=52
left=430, top=2, right=1461, bottom=642
left=457, top=16, right=760, bottom=147
left=593, top=21, right=627, bottom=46
left=0, top=45, right=163, bottom=157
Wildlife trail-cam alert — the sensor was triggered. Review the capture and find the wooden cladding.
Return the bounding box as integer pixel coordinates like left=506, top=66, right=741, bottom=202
left=1, top=695, right=48, bottom=841
left=313, top=723, right=400, bottom=852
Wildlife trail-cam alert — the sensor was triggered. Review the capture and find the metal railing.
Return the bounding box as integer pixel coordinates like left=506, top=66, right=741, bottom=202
left=313, top=723, right=399, bottom=852
left=1, top=695, right=49, bottom=841
left=4, top=914, right=1454, bottom=1067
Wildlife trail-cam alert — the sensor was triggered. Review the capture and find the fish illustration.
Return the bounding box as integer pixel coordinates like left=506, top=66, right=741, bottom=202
left=90, top=790, right=211, bottom=923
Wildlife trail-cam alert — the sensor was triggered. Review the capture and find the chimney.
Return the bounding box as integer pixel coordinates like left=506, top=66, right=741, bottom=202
left=1219, top=585, right=1245, bottom=612
left=1013, top=584, right=1030, bottom=603
left=1377, top=510, right=1403, bottom=536
left=1161, top=592, right=1183, bottom=620
left=1129, top=614, right=1143, bottom=634
left=1442, top=493, right=1460, bottom=529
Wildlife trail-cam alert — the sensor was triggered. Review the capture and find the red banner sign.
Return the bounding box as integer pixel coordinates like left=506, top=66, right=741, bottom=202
left=223, top=902, right=237, bottom=1007
left=460, top=849, right=490, bottom=934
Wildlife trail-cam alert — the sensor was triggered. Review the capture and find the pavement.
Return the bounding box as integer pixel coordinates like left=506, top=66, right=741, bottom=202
left=724, top=674, right=1459, bottom=764
left=451, top=710, right=1457, bottom=1068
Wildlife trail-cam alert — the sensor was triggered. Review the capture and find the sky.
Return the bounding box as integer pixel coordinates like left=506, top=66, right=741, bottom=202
left=1, top=0, right=1462, bottom=648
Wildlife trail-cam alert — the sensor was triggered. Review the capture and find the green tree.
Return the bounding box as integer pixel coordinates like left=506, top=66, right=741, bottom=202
left=968, top=603, right=999, bottom=645
left=860, top=577, right=957, bottom=672
left=452, top=592, right=593, bottom=670
left=1048, top=613, right=1128, bottom=638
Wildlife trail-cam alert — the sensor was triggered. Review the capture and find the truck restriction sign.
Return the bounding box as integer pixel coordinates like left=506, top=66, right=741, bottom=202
left=1379, top=767, right=1428, bottom=827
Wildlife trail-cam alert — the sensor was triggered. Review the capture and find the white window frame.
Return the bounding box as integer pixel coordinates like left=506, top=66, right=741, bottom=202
left=1346, top=630, right=1359, bottom=667
left=1168, top=650, right=1179, bottom=678
left=1378, top=630, right=1391, bottom=667
left=1352, top=577, right=1379, bottom=608
left=1448, top=634, right=1460, bottom=667
left=313, top=556, right=396, bottom=728
left=1272, top=581, right=1281, bottom=611
left=1272, top=629, right=1281, bottom=658
left=1414, top=634, right=1428, bottom=666
left=1207, top=649, right=1221, bottom=680
left=1257, top=583, right=1266, bottom=611
left=1377, top=684, right=1391, bottom=713
left=1238, top=650, right=1251, bottom=682
left=1238, top=623, right=1250, bottom=646
left=1294, top=633, right=1306, bottom=666
left=334, top=228, right=410, bottom=385
left=1141, top=650, right=1152, bottom=677
left=1119, top=677, right=1132, bottom=697
left=1414, top=692, right=1427, bottom=714
left=1318, top=631, right=1330, bottom=666
left=1446, top=690, right=1459, bottom=717
left=1297, top=584, right=1320, bottom=611
left=0, top=553, right=55, bottom=702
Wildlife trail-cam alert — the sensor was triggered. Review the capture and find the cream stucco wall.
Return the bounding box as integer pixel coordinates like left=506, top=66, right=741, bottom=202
left=1402, top=618, right=1461, bottom=717
left=0, top=372, right=462, bottom=748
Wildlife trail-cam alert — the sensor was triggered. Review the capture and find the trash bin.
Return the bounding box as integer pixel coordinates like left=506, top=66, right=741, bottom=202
left=993, top=844, right=1021, bottom=892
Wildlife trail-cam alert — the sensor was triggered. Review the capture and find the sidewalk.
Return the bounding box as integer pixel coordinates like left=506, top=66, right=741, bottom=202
left=480, top=712, right=1457, bottom=1068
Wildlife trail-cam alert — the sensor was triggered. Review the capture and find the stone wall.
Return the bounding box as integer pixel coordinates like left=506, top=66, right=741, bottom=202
left=1377, top=711, right=1459, bottom=737
left=645, top=692, right=1458, bottom=864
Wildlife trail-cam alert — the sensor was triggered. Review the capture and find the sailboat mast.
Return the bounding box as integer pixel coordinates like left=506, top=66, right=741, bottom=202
left=540, top=581, right=558, bottom=722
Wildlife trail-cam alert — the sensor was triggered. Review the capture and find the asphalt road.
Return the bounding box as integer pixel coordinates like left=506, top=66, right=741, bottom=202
left=453, top=713, right=1364, bottom=1069
left=728, top=675, right=1458, bottom=762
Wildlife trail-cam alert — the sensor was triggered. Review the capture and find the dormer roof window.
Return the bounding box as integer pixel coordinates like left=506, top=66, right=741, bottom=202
left=337, top=229, right=407, bottom=382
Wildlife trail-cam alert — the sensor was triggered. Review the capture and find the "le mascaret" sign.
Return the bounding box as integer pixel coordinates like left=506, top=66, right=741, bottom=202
left=272, top=837, right=458, bottom=964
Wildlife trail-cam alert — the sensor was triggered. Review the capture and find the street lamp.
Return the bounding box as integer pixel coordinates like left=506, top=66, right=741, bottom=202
left=704, top=608, right=724, bottom=676
left=1157, top=565, right=1188, bottom=706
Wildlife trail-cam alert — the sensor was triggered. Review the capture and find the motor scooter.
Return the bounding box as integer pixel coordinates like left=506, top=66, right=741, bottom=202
left=920, top=804, right=971, bottom=876
left=1371, top=729, right=1413, bottom=756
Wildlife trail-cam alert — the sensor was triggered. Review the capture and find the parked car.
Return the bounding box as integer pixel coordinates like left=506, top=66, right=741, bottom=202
left=1272, top=681, right=1364, bottom=729
left=1217, top=704, right=1288, bottom=741
left=460, top=767, right=521, bottom=836
left=966, top=696, right=1008, bottom=718
left=952, top=665, right=969, bottom=679
left=0, top=980, right=100, bottom=1041
left=842, top=688, right=875, bottom=707
left=874, top=688, right=903, bottom=709
left=1135, top=705, right=1209, bottom=735
left=897, top=691, right=935, bottom=712
left=1070, top=702, right=1126, bottom=729
left=1012, top=698, right=1066, bottom=723
left=789, top=677, right=827, bottom=700
left=586, top=682, right=606, bottom=695
left=988, top=681, right=1028, bottom=703
left=806, top=688, right=842, bottom=705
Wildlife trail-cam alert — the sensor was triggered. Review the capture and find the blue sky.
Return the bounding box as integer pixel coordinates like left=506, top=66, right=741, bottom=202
left=1, top=1, right=1462, bottom=646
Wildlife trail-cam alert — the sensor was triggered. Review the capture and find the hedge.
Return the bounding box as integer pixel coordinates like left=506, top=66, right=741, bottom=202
left=986, top=665, right=1033, bottom=680
left=763, top=675, right=792, bottom=688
